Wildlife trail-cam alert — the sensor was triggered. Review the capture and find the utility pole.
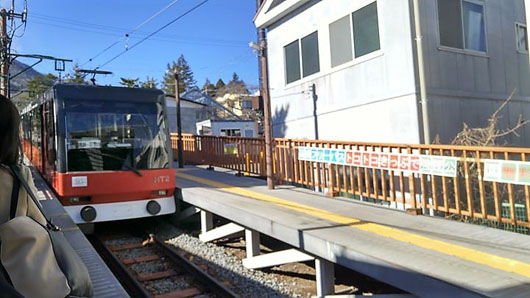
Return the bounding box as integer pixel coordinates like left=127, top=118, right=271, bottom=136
left=256, top=0, right=274, bottom=189
left=174, top=72, right=184, bottom=169
left=1, top=9, right=8, bottom=97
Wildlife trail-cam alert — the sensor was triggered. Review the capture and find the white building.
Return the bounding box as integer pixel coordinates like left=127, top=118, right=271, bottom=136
left=196, top=119, right=257, bottom=138
left=255, top=0, right=530, bottom=145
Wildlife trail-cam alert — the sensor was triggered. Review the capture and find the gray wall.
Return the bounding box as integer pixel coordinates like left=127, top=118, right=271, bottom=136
left=420, top=0, right=530, bottom=145
left=266, top=0, right=422, bottom=143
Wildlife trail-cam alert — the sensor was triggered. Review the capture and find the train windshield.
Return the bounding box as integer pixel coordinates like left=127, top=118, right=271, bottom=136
left=64, top=99, right=170, bottom=172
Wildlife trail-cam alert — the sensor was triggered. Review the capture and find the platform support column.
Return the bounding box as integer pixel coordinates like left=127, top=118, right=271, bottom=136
left=200, top=210, right=213, bottom=234
left=245, top=229, right=260, bottom=258
left=315, top=258, right=334, bottom=297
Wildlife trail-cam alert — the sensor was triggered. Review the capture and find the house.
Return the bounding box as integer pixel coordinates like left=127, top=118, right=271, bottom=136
left=196, top=119, right=257, bottom=137
left=166, top=88, right=242, bottom=134
left=254, top=0, right=530, bottom=146
left=216, top=93, right=254, bottom=117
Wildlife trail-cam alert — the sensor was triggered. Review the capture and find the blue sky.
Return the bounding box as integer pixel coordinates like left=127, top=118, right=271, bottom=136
left=6, top=0, right=260, bottom=89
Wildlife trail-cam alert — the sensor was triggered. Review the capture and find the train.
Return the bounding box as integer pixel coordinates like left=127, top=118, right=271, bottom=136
left=21, top=84, right=177, bottom=224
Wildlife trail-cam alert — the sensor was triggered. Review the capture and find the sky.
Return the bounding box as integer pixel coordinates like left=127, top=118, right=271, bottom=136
left=5, top=0, right=260, bottom=89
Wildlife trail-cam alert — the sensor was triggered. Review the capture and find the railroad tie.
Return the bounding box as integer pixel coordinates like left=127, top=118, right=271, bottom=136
left=121, top=255, right=160, bottom=265
left=137, top=269, right=177, bottom=282
left=154, top=287, right=201, bottom=298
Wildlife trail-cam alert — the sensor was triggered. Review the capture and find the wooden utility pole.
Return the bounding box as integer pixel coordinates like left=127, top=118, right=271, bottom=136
left=174, top=72, right=184, bottom=168
left=256, top=0, right=274, bottom=189
left=1, top=9, right=8, bottom=97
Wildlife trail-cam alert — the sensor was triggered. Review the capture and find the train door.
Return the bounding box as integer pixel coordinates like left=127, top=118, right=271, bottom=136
left=43, top=100, right=56, bottom=182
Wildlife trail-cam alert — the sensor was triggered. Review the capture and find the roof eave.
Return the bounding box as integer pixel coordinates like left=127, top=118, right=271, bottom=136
left=254, top=0, right=311, bottom=29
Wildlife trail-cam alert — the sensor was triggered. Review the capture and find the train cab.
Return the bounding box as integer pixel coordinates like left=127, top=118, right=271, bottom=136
left=21, top=84, right=177, bottom=224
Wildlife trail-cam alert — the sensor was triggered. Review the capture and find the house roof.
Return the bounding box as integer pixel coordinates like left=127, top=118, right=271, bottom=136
left=165, top=94, right=207, bottom=106
left=254, top=0, right=312, bottom=28
left=180, top=87, right=242, bottom=120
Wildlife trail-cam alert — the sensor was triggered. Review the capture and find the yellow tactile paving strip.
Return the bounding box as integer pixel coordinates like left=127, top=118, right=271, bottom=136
left=175, top=170, right=530, bottom=279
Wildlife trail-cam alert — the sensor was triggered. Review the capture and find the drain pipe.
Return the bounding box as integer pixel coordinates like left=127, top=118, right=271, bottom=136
left=526, top=1, right=530, bottom=68
left=412, top=0, right=431, bottom=144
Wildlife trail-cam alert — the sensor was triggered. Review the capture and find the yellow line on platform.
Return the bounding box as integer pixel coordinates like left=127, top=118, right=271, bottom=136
left=175, top=171, right=530, bottom=279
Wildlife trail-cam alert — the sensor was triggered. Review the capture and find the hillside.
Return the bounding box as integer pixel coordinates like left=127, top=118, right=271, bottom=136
left=8, top=60, right=42, bottom=108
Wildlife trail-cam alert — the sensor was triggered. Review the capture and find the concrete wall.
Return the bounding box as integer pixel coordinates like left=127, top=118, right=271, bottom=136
left=266, top=0, right=421, bottom=143
left=420, top=0, right=530, bottom=145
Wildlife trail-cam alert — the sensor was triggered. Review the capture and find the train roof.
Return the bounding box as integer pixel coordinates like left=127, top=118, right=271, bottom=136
left=53, top=84, right=165, bottom=102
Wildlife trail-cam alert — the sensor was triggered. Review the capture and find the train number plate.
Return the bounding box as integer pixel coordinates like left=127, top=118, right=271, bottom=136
left=72, top=176, right=88, bottom=188
left=153, top=176, right=170, bottom=183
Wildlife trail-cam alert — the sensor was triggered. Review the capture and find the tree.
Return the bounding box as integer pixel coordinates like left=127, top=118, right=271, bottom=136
left=140, top=77, right=158, bottom=89
left=26, top=74, right=58, bottom=100
left=64, top=63, right=88, bottom=84
left=120, top=77, right=139, bottom=88
left=162, top=54, right=197, bottom=95
left=217, top=72, right=249, bottom=97
left=201, top=78, right=216, bottom=97
left=215, top=78, right=225, bottom=90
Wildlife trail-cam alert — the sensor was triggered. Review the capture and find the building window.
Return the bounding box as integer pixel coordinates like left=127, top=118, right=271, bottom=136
left=241, top=100, right=252, bottom=109
left=301, top=31, right=320, bottom=77
left=284, top=40, right=301, bottom=84
left=329, top=15, right=353, bottom=67
left=284, top=31, right=321, bottom=84
left=516, top=23, right=528, bottom=53
left=352, top=2, right=380, bottom=58
left=438, top=0, right=486, bottom=52
left=220, top=129, right=241, bottom=137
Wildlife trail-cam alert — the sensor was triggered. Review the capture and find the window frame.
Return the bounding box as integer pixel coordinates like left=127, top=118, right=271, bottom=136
left=284, top=39, right=301, bottom=85
left=352, top=1, right=381, bottom=58
left=283, top=30, right=321, bottom=85
left=515, top=22, right=528, bottom=54
left=436, top=0, right=488, bottom=55
left=329, top=1, right=382, bottom=70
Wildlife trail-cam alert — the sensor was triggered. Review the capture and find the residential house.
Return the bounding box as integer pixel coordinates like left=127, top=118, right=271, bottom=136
left=254, top=0, right=530, bottom=146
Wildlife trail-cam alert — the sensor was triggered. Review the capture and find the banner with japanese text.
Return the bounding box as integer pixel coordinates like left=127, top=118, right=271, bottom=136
left=483, top=159, right=530, bottom=186
left=297, top=147, right=458, bottom=177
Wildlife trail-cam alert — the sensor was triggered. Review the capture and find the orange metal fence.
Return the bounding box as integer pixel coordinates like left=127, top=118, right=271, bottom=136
left=171, top=133, right=530, bottom=231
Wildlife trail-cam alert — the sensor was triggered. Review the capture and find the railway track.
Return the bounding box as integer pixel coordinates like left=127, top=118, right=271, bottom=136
left=90, top=232, right=239, bottom=298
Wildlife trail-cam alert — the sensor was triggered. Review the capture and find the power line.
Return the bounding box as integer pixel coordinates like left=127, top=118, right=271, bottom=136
left=30, top=12, right=248, bottom=44
left=30, top=19, right=247, bottom=48
left=81, top=0, right=181, bottom=67
left=96, top=0, right=211, bottom=70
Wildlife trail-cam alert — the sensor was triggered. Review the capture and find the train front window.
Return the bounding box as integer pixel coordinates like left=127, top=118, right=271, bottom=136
left=65, top=99, right=170, bottom=171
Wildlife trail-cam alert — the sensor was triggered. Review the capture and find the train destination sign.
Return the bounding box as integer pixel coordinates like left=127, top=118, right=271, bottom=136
left=297, top=147, right=458, bottom=177
left=483, top=159, right=530, bottom=186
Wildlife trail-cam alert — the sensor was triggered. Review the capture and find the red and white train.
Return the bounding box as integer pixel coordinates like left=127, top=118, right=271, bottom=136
left=21, top=84, right=177, bottom=224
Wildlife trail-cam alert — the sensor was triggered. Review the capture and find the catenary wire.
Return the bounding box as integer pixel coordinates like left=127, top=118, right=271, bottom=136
left=96, top=0, right=210, bottom=70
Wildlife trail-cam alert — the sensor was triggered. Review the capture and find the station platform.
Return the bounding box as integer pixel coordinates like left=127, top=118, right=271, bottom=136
left=29, top=167, right=129, bottom=298
left=174, top=166, right=530, bottom=298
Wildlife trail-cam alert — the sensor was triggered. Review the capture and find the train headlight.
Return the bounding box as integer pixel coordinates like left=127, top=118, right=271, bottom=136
left=146, top=200, right=161, bottom=215
left=80, top=206, right=97, bottom=222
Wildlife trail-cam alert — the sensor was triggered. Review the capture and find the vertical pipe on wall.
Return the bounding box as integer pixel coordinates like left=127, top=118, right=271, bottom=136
left=412, top=0, right=431, bottom=144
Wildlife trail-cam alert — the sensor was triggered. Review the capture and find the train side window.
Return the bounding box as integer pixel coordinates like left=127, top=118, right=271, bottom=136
left=45, top=101, right=56, bottom=169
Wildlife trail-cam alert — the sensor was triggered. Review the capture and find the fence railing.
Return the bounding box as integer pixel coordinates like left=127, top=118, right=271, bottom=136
left=171, top=133, right=530, bottom=232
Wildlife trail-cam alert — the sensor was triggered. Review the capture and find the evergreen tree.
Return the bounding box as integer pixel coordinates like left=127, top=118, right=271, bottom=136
left=120, top=77, right=139, bottom=88
left=65, top=63, right=88, bottom=84
left=140, top=77, right=158, bottom=89
left=26, top=74, right=58, bottom=99
left=201, top=78, right=216, bottom=97
left=162, top=54, right=196, bottom=95
left=215, top=78, right=225, bottom=90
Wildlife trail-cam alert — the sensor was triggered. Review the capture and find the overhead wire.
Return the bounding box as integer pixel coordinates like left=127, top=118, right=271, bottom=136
left=30, top=19, right=247, bottom=48
left=81, top=0, right=181, bottom=67
left=96, top=0, right=211, bottom=70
